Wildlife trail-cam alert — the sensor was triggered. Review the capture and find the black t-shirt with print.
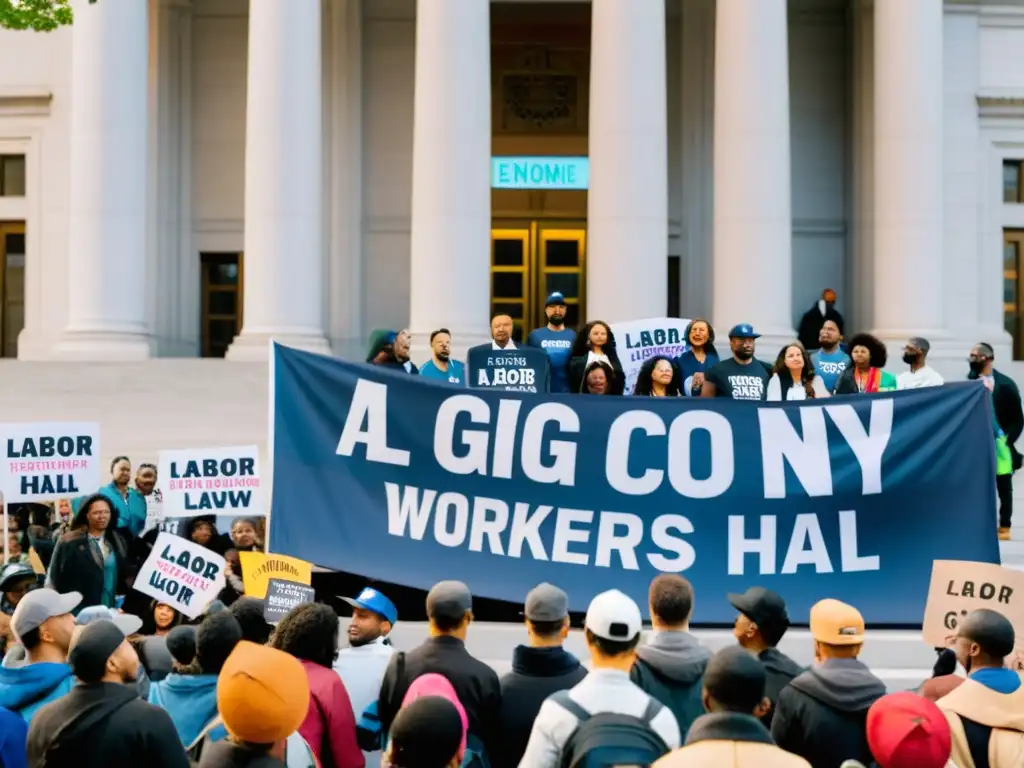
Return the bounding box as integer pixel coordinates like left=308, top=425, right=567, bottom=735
left=705, top=357, right=771, bottom=400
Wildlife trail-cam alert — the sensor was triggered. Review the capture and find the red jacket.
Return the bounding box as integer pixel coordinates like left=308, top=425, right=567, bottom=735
left=297, top=660, right=365, bottom=768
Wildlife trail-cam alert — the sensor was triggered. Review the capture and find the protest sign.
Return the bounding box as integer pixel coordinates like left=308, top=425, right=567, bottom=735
left=134, top=532, right=226, bottom=619
left=0, top=422, right=100, bottom=502
left=268, top=345, right=1000, bottom=624
left=611, top=317, right=691, bottom=395
left=159, top=445, right=264, bottom=518
left=264, top=579, right=316, bottom=625
left=239, top=551, right=313, bottom=599
left=142, top=488, right=165, bottom=535
left=922, top=560, right=1024, bottom=655
left=467, top=345, right=550, bottom=393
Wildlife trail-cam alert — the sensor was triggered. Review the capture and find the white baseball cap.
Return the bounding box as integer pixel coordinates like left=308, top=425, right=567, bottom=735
left=584, top=589, right=642, bottom=642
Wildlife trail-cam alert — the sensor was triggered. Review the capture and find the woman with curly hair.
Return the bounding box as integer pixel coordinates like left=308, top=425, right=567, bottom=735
left=271, top=602, right=363, bottom=768
left=580, top=360, right=617, bottom=395
left=568, top=320, right=625, bottom=394
left=767, top=342, right=830, bottom=401
left=675, top=319, right=720, bottom=397
left=633, top=356, right=682, bottom=397
left=833, top=333, right=897, bottom=394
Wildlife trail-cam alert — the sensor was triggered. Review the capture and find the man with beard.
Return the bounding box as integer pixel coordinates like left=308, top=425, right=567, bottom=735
left=26, top=619, right=188, bottom=767
left=336, top=587, right=397, bottom=765
left=419, top=328, right=466, bottom=385
left=527, top=292, right=576, bottom=393
left=897, top=337, right=944, bottom=389
left=701, top=324, right=772, bottom=401
left=810, top=318, right=850, bottom=394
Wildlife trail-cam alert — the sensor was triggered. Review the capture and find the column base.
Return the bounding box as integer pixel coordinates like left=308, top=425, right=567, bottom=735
left=53, top=329, right=152, bottom=361
left=749, top=326, right=799, bottom=362
left=226, top=331, right=333, bottom=362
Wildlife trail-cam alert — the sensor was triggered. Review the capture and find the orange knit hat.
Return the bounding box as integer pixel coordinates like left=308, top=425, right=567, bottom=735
left=217, top=641, right=310, bottom=744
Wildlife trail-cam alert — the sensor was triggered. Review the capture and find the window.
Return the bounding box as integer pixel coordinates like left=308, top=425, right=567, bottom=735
left=0, top=155, right=25, bottom=197
left=1006, top=231, right=1024, bottom=359
left=0, top=223, right=25, bottom=358
left=200, top=253, right=242, bottom=358
left=1005, top=160, right=1023, bottom=204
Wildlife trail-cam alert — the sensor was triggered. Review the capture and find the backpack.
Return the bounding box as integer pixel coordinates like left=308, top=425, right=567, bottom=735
left=550, top=691, right=670, bottom=768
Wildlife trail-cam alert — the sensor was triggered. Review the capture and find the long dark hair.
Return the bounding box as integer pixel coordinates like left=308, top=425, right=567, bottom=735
left=581, top=361, right=616, bottom=394
left=571, top=320, right=619, bottom=360
left=771, top=342, right=818, bottom=399
left=71, top=493, right=118, bottom=538
left=633, top=356, right=682, bottom=396
left=685, top=318, right=719, bottom=359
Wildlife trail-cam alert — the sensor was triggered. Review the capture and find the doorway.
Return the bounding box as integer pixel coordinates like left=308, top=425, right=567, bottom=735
left=490, top=221, right=585, bottom=342
left=0, top=222, right=25, bottom=358
left=200, top=252, right=243, bottom=358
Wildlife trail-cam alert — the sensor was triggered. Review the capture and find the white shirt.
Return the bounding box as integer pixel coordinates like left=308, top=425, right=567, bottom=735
left=585, top=351, right=610, bottom=370
left=333, top=636, right=395, bottom=764
left=766, top=374, right=831, bottom=401
left=492, top=340, right=517, bottom=351
left=517, top=668, right=681, bottom=768
left=897, top=365, right=945, bottom=390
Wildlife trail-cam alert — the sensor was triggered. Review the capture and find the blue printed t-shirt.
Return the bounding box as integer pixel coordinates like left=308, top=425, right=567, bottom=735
left=419, top=359, right=466, bottom=385
left=527, top=327, right=576, bottom=393
left=811, top=348, right=851, bottom=393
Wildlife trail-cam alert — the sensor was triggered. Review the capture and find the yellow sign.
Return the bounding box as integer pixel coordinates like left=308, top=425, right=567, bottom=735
left=239, top=551, right=312, bottom=599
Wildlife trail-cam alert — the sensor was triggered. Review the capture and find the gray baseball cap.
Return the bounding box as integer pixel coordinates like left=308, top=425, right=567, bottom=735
left=426, top=581, right=472, bottom=623
left=75, top=605, right=144, bottom=637
left=11, top=589, right=81, bottom=642
left=524, top=583, right=569, bottom=622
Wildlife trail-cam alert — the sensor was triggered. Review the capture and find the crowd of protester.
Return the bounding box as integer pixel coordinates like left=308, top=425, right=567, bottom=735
left=0, top=564, right=1018, bottom=768
left=368, top=288, right=1024, bottom=541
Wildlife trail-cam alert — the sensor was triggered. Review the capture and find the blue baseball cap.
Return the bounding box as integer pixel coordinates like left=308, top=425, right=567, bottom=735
left=341, top=587, right=398, bottom=625
left=728, top=324, right=761, bottom=339
left=545, top=292, right=567, bottom=307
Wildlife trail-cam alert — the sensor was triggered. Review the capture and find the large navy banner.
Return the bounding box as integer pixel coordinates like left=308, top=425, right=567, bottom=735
left=269, top=345, right=1000, bottom=624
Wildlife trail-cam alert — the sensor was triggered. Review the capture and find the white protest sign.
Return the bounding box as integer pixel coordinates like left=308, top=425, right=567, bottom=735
left=133, top=531, right=226, bottom=619
left=142, top=488, right=164, bottom=535
left=611, top=317, right=691, bottom=395
left=0, top=422, right=100, bottom=502
left=159, top=445, right=263, bottom=518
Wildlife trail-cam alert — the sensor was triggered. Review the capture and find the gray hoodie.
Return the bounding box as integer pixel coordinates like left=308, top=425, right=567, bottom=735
left=630, top=631, right=712, bottom=739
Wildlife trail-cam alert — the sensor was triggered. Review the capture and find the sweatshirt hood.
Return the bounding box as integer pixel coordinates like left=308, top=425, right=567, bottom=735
left=0, top=661, right=74, bottom=711
left=37, top=683, right=137, bottom=755
left=635, top=631, right=712, bottom=684
left=759, top=647, right=805, bottom=679
left=789, top=658, right=886, bottom=712
left=511, top=645, right=584, bottom=677
left=938, top=674, right=1024, bottom=732
left=198, top=739, right=286, bottom=768
left=148, top=673, right=219, bottom=746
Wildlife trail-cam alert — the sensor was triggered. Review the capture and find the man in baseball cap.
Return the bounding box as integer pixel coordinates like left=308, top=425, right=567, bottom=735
left=336, top=586, right=398, bottom=765
left=0, top=589, right=80, bottom=723
left=526, top=292, right=577, bottom=393
left=377, top=581, right=501, bottom=764
left=26, top=619, right=187, bottom=766
left=700, top=323, right=771, bottom=400
left=866, top=692, right=952, bottom=768
left=770, top=599, right=885, bottom=767
left=500, top=584, right=586, bottom=767
left=519, top=589, right=680, bottom=765
left=729, top=586, right=803, bottom=726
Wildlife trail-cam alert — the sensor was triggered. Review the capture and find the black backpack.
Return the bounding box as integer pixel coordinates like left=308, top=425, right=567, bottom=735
left=550, top=691, right=671, bottom=768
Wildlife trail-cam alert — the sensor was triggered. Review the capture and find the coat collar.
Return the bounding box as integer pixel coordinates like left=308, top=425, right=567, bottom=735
left=684, top=712, right=775, bottom=746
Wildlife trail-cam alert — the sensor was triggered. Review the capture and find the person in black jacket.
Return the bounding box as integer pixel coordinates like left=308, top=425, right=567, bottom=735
left=797, top=289, right=844, bottom=352
left=377, top=580, right=500, bottom=763
left=729, top=586, right=804, bottom=728
left=47, top=493, right=129, bottom=611
left=969, top=342, right=1024, bottom=539
left=496, top=583, right=586, bottom=768
left=567, top=321, right=626, bottom=395
left=26, top=619, right=189, bottom=768
left=771, top=599, right=886, bottom=768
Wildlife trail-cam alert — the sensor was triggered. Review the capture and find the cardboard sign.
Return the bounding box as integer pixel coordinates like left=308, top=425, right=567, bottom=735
left=264, top=579, right=316, bottom=625
left=239, top=551, right=312, bottom=599
left=159, top=445, right=264, bottom=518
left=611, top=317, right=692, bottom=395
left=467, top=345, right=551, bottom=393
left=133, top=532, right=226, bottom=619
left=0, top=422, right=100, bottom=502
left=922, top=560, right=1024, bottom=654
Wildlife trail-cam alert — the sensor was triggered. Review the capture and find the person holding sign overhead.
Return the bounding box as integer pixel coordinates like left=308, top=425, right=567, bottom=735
left=97, top=456, right=148, bottom=537
left=47, top=493, right=128, bottom=611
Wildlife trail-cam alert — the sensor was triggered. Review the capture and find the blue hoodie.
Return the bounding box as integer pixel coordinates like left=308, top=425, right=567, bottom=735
left=0, top=707, right=27, bottom=768
left=0, top=662, right=75, bottom=722
left=147, top=673, right=219, bottom=747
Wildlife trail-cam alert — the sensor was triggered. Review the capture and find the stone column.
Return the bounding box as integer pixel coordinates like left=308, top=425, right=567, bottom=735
left=873, top=0, right=944, bottom=339
left=713, top=0, right=794, bottom=347
left=587, top=0, right=668, bottom=322
left=227, top=0, right=330, bottom=360
left=58, top=0, right=151, bottom=360
left=408, top=0, right=492, bottom=363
